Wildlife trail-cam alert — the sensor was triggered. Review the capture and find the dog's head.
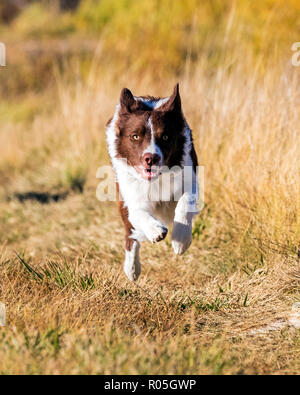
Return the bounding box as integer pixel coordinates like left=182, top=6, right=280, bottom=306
left=114, top=84, right=186, bottom=181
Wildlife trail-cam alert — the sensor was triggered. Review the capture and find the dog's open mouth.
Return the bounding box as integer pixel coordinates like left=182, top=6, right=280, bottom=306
left=135, top=166, right=161, bottom=180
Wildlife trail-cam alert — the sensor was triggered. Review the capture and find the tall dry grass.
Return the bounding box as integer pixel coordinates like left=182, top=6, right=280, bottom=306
left=3, top=46, right=299, bottom=253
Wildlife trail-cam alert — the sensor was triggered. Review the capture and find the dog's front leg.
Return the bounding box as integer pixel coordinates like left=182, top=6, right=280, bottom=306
left=172, top=193, right=198, bottom=255
left=128, top=208, right=168, bottom=244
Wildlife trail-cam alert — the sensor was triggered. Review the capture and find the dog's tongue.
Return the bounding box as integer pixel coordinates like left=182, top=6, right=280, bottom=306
left=142, top=168, right=158, bottom=180
left=135, top=166, right=160, bottom=180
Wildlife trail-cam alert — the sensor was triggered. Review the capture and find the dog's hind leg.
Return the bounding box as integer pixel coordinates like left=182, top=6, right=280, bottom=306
left=118, top=191, right=141, bottom=281
left=124, top=238, right=141, bottom=281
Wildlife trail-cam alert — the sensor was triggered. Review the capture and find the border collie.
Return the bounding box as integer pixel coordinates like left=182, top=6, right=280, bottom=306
left=106, top=84, right=198, bottom=281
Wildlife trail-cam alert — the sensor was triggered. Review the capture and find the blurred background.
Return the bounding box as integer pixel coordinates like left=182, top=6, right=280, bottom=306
left=0, top=0, right=299, bottom=251
left=1, top=0, right=300, bottom=94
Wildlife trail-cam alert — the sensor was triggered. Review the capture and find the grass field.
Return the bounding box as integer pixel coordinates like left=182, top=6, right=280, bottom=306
left=0, top=1, right=300, bottom=374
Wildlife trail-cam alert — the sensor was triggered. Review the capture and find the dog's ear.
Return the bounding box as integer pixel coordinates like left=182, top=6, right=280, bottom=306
left=120, top=88, right=135, bottom=113
left=161, top=83, right=181, bottom=113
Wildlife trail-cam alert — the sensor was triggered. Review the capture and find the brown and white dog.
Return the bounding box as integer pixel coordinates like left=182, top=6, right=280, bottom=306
left=106, top=84, right=198, bottom=281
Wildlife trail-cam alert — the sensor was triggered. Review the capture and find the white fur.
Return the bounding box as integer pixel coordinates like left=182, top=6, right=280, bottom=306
left=142, top=117, right=163, bottom=163
left=124, top=240, right=141, bottom=281
left=171, top=124, right=199, bottom=255
left=134, top=96, right=170, bottom=110
left=106, top=98, right=199, bottom=280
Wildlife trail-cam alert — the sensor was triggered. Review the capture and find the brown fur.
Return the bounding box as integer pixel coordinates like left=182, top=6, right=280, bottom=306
left=117, top=183, right=134, bottom=251
left=113, top=85, right=197, bottom=254
left=115, top=84, right=187, bottom=169
left=116, top=111, right=152, bottom=167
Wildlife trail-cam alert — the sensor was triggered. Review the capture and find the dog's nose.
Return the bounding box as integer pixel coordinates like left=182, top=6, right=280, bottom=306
left=143, top=153, right=161, bottom=167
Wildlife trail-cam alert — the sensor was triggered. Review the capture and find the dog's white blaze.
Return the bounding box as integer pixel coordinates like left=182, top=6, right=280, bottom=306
left=142, top=117, right=163, bottom=163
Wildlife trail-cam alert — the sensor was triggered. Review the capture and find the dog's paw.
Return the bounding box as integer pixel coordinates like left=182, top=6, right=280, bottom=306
left=172, top=221, right=192, bottom=255
left=144, top=223, right=168, bottom=244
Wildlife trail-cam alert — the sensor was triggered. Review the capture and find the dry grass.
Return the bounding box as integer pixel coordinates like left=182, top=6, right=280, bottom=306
left=0, top=194, right=299, bottom=374
left=0, top=3, right=300, bottom=373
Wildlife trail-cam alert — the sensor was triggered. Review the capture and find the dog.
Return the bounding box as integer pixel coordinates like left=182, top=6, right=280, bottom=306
left=106, top=84, right=199, bottom=281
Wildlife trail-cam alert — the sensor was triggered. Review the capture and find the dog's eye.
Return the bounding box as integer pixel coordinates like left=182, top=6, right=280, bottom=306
left=162, top=135, right=169, bottom=141
left=131, top=134, right=140, bottom=140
